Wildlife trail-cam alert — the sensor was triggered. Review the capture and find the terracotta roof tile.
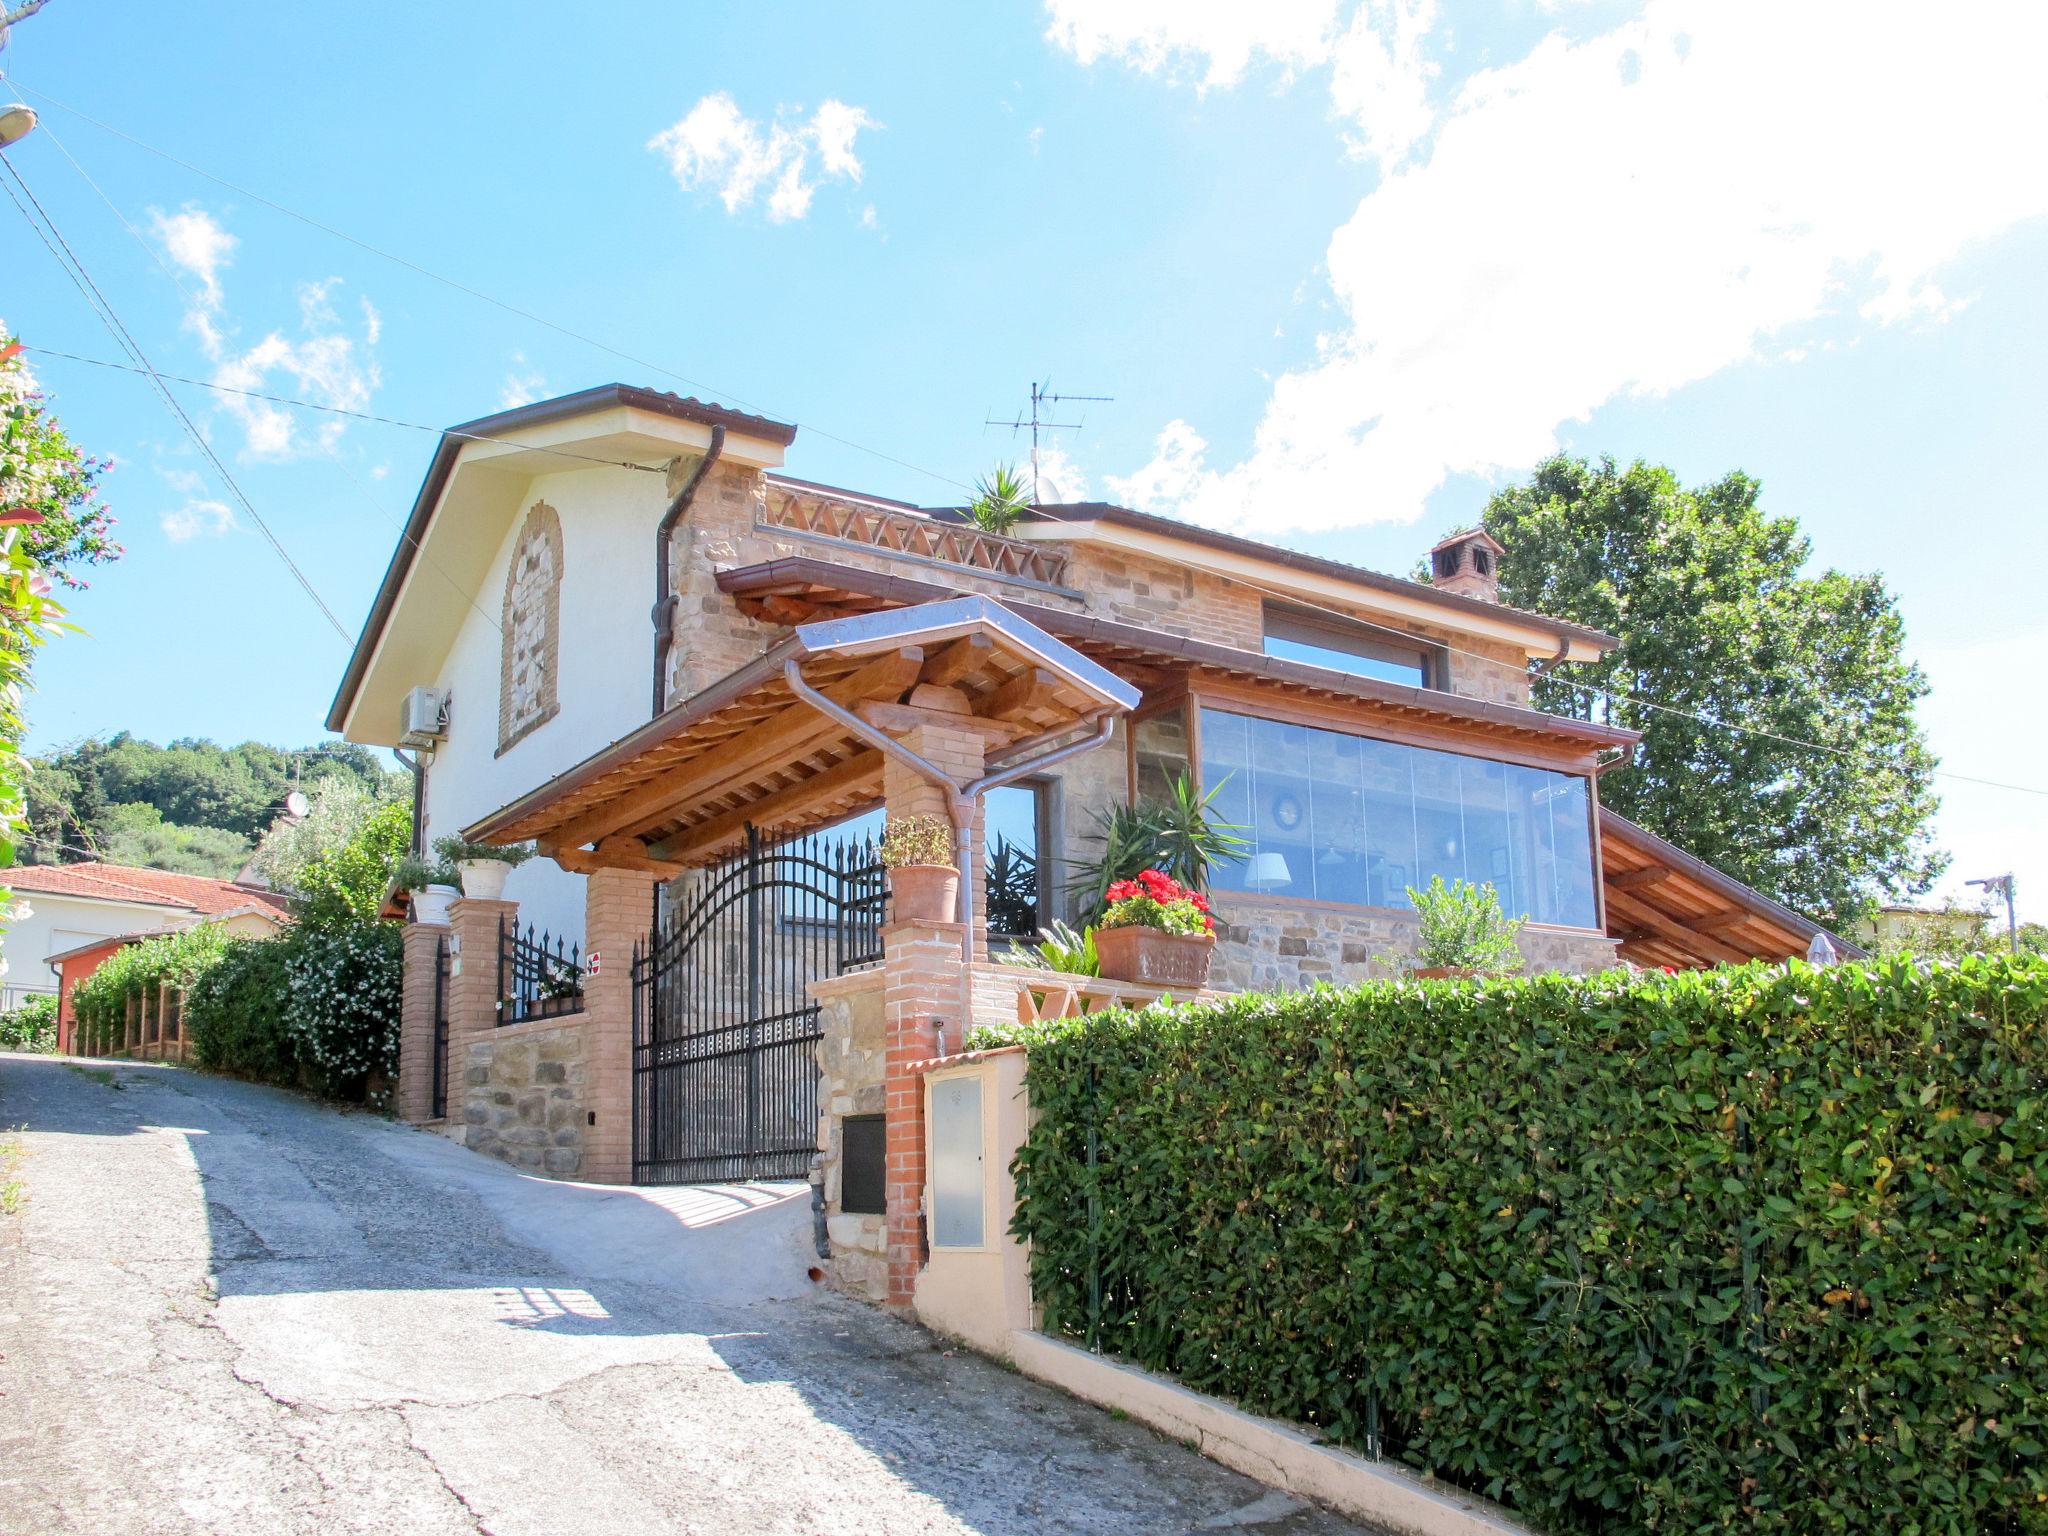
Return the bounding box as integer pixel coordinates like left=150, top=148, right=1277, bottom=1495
left=5, top=862, right=291, bottom=917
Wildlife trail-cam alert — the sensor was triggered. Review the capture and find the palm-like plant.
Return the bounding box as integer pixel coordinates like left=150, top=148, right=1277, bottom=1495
left=1069, top=772, right=1248, bottom=919
left=967, top=463, right=1033, bottom=535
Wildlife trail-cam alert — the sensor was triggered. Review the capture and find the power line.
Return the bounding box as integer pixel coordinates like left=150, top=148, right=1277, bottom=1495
left=14, top=82, right=980, bottom=497
left=19, top=345, right=668, bottom=475
left=0, top=157, right=353, bottom=643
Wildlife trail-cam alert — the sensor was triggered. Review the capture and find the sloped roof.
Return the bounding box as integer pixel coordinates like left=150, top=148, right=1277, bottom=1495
left=6, top=863, right=291, bottom=917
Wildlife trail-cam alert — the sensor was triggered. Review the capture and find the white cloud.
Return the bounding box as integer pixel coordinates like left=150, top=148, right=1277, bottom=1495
left=1043, top=0, right=1341, bottom=88
left=1086, top=0, right=2048, bottom=535
left=500, top=351, right=547, bottom=410
left=1033, top=441, right=1092, bottom=504
left=151, top=209, right=383, bottom=460
left=161, top=496, right=235, bottom=542
left=647, top=93, right=877, bottom=222
left=148, top=205, right=237, bottom=310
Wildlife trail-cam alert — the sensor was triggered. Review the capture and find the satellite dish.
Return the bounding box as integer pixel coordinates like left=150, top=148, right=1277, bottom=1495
left=284, top=790, right=310, bottom=820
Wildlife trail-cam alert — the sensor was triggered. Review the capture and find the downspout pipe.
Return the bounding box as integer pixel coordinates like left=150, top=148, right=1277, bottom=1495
left=780, top=659, right=1118, bottom=964
left=394, top=747, right=426, bottom=856
left=1532, top=636, right=1572, bottom=677
left=650, top=426, right=727, bottom=717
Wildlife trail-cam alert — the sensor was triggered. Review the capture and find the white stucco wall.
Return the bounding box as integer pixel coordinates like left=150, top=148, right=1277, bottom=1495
left=2, top=893, right=191, bottom=1007
left=416, top=461, right=666, bottom=948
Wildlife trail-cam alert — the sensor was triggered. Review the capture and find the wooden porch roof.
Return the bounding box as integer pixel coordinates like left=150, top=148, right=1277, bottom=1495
left=1600, top=809, right=1863, bottom=970
left=464, top=598, right=1138, bottom=872
left=716, top=557, right=1641, bottom=772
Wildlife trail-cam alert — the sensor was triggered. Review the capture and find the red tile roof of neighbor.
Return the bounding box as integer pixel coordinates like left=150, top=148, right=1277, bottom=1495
left=5, top=862, right=291, bottom=917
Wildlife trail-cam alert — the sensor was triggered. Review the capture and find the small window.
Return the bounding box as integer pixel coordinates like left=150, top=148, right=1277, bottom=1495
left=1263, top=606, right=1436, bottom=689
left=1432, top=547, right=1463, bottom=580
left=1472, top=547, right=1492, bottom=576
left=841, top=1114, right=886, bottom=1215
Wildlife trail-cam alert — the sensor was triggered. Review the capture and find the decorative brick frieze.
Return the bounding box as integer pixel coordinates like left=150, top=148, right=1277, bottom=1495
left=497, top=500, right=564, bottom=754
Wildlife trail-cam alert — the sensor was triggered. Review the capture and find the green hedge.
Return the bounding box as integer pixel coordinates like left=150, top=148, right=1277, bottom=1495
left=71, top=923, right=233, bottom=1053
left=0, top=992, right=56, bottom=1052
left=986, top=957, right=2048, bottom=1534
left=182, top=935, right=299, bottom=1083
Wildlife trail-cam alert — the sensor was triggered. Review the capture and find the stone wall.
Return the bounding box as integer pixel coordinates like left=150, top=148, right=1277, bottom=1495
left=1211, top=895, right=1620, bottom=991
left=456, top=1013, right=591, bottom=1178
left=810, top=968, right=889, bottom=1302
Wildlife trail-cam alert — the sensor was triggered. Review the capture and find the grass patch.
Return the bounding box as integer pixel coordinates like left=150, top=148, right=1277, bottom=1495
left=65, top=1064, right=123, bottom=1090
left=0, top=1127, right=25, bottom=1217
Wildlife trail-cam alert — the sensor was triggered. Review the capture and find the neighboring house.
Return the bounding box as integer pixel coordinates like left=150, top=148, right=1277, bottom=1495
left=329, top=383, right=1848, bottom=981
left=0, top=863, right=290, bottom=1052
left=1855, top=903, right=1989, bottom=955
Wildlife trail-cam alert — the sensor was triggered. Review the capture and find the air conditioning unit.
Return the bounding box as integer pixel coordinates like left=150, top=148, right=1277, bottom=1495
left=399, top=687, right=448, bottom=749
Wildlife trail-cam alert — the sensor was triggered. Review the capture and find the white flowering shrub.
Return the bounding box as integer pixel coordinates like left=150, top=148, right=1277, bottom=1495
left=281, top=921, right=403, bottom=1099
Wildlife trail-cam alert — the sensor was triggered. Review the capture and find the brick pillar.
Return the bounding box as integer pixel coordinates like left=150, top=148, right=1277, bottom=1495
left=877, top=709, right=988, bottom=1308
left=397, top=922, right=446, bottom=1123
left=446, top=897, right=515, bottom=1131
left=581, top=866, right=656, bottom=1185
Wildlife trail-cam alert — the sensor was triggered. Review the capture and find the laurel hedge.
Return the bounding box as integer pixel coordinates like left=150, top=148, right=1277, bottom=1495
left=986, top=956, right=2048, bottom=1534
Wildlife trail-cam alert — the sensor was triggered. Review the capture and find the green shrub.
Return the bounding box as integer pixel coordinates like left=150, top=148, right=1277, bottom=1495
left=281, top=921, right=402, bottom=1099
left=0, top=992, right=56, bottom=1052
left=183, top=936, right=298, bottom=1082
left=70, top=924, right=233, bottom=1054
left=988, top=956, right=2048, bottom=1534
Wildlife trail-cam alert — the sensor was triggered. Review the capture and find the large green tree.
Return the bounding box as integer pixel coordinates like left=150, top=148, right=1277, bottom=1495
left=1480, top=456, right=1942, bottom=928
left=23, top=733, right=403, bottom=867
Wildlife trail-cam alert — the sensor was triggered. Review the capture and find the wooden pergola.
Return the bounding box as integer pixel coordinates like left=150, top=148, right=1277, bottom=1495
left=466, top=597, right=1139, bottom=876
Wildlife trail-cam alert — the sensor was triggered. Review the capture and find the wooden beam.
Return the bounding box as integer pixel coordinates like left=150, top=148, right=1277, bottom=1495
left=1607, top=866, right=1674, bottom=891
left=759, top=594, right=824, bottom=625
left=549, top=647, right=924, bottom=850
left=649, top=750, right=884, bottom=863
left=1605, top=889, right=1754, bottom=967
left=980, top=667, right=1058, bottom=722
left=541, top=836, right=684, bottom=878
left=856, top=699, right=1029, bottom=745
left=920, top=633, right=995, bottom=687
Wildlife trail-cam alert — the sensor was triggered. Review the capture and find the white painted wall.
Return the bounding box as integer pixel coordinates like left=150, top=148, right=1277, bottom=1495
left=416, top=462, right=665, bottom=948
left=2, top=893, right=192, bottom=1007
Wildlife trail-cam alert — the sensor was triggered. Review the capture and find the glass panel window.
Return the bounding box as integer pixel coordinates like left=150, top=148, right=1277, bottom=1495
left=1263, top=607, right=1433, bottom=689
left=984, top=783, right=1044, bottom=938
left=1199, top=706, right=1599, bottom=929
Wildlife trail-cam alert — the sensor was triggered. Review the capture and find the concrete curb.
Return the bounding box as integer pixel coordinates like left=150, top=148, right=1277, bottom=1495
left=1005, top=1333, right=1535, bottom=1536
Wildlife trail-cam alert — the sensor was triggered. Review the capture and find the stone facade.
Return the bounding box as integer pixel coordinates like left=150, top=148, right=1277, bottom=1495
left=497, top=500, right=563, bottom=755
left=1211, top=894, right=1619, bottom=992
left=457, top=1012, right=590, bottom=1177
left=811, top=968, right=889, bottom=1302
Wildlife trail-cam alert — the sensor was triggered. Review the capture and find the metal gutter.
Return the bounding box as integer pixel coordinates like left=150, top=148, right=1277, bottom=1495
left=651, top=426, right=726, bottom=715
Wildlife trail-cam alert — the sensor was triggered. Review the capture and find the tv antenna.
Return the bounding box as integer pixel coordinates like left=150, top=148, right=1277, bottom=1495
left=986, top=379, right=1112, bottom=503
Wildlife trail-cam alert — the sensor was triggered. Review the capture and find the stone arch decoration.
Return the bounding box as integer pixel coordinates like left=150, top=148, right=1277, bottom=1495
left=497, top=500, right=563, bottom=755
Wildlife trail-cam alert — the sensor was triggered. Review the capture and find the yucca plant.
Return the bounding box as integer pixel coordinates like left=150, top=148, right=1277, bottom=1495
left=1069, top=772, right=1248, bottom=919
left=967, top=463, right=1032, bottom=535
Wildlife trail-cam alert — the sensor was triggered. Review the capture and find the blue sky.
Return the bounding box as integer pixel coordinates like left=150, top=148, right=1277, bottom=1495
left=2, top=1, right=2043, bottom=919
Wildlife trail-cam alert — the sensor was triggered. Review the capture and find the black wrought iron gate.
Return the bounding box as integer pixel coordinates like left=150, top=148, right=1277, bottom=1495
left=631, top=824, right=884, bottom=1184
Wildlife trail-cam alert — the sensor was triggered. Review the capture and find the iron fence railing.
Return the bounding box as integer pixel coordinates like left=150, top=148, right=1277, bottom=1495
left=497, top=917, right=585, bottom=1026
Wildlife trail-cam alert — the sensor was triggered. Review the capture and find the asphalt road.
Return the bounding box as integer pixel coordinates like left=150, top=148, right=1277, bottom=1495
left=0, top=1052, right=1375, bottom=1536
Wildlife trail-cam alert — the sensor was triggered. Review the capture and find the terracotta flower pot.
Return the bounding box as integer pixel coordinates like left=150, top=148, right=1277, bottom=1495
left=888, top=863, right=960, bottom=924
left=1411, top=965, right=1482, bottom=980
left=1095, top=926, right=1216, bottom=988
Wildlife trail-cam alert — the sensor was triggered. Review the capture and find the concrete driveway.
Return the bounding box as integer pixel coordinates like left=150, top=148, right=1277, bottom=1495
left=0, top=1052, right=1375, bottom=1536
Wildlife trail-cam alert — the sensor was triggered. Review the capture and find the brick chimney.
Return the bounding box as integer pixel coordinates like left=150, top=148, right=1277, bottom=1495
left=1428, top=528, right=1505, bottom=602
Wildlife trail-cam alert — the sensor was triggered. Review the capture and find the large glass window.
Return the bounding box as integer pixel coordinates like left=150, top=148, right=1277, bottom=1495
left=1263, top=607, right=1435, bottom=689
left=1200, top=707, right=1598, bottom=929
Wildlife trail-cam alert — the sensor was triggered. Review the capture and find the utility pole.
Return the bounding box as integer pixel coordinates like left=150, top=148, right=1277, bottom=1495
left=1965, top=873, right=2018, bottom=952
left=986, top=380, right=1112, bottom=504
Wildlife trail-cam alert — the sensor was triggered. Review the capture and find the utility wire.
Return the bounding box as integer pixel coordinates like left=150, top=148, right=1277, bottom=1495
left=19, top=345, right=667, bottom=475
left=15, top=82, right=979, bottom=496
left=0, top=157, right=354, bottom=643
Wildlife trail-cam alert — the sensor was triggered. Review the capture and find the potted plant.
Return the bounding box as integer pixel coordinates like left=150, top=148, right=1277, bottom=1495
left=880, top=813, right=959, bottom=923
left=1093, top=868, right=1217, bottom=987
left=433, top=834, right=534, bottom=901
left=394, top=853, right=460, bottom=926
left=1406, top=875, right=1525, bottom=978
